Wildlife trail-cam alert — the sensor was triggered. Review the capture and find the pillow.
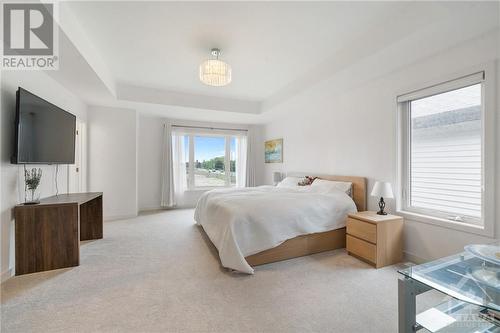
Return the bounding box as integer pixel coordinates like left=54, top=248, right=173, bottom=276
left=276, top=176, right=302, bottom=188
left=298, top=176, right=317, bottom=186
left=311, top=179, right=353, bottom=196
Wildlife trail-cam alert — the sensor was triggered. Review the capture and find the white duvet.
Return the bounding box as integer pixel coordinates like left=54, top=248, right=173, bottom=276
left=194, top=185, right=357, bottom=274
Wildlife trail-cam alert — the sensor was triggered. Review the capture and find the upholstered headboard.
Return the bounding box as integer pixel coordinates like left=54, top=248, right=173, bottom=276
left=287, top=173, right=367, bottom=211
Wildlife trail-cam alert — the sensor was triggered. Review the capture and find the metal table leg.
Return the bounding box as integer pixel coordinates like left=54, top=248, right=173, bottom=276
left=398, top=276, right=432, bottom=333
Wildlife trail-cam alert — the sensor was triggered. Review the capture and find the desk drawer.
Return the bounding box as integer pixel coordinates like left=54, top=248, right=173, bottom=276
left=347, top=235, right=376, bottom=264
left=347, top=218, right=377, bottom=243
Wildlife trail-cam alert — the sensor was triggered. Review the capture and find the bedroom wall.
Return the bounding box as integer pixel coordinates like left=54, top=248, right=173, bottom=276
left=137, top=113, right=265, bottom=210
left=87, top=106, right=138, bottom=220
left=137, top=114, right=164, bottom=211
left=262, top=31, right=500, bottom=262
left=0, top=70, right=88, bottom=281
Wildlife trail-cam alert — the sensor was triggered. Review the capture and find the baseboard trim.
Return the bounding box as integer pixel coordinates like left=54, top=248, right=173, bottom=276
left=138, top=206, right=195, bottom=213
left=104, top=213, right=138, bottom=222
left=1, top=268, right=13, bottom=283
left=138, top=207, right=163, bottom=212
left=404, top=251, right=427, bottom=265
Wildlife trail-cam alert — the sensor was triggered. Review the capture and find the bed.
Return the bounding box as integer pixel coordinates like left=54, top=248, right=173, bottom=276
left=194, top=175, right=366, bottom=274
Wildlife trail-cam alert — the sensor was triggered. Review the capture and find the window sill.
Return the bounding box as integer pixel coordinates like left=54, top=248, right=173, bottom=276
left=396, top=210, right=494, bottom=238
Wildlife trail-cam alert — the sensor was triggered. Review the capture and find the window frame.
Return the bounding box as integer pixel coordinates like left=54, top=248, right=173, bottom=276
left=185, top=134, right=237, bottom=191
left=396, top=67, right=495, bottom=237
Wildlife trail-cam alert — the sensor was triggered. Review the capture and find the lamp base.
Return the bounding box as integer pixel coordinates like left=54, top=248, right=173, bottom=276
left=377, top=197, right=387, bottom=215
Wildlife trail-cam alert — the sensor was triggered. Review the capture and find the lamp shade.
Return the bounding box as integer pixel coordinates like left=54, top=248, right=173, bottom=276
left=273, top=172, right=283, bottom=184
left=370, top=181, right=394, bottom=199
left=199, top=59, right=232, bottom=86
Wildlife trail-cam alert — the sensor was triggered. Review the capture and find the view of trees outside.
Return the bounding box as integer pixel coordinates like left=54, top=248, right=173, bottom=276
left=184, top=136, right=236, bottom=187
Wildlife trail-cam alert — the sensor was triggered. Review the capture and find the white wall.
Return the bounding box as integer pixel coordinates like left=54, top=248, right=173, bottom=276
left=87, top=106, right=138, bottom=220
left=137, top=113, right=265, bottom=210
left=0, top=70, right=87, bottom=281
left=137, top=114, right=163, bottom=211
left=263, top=32, right=499, bottom=262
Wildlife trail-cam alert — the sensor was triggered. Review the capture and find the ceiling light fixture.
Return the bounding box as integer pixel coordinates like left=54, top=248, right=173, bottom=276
left=199, top=48, right=232, bottom=87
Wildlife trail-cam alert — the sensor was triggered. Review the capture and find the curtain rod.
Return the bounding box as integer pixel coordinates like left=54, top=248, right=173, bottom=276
left=171, top=124, right=248, bottom=132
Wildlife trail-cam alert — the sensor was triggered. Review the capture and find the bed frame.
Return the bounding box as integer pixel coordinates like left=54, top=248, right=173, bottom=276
left=245, top=175, right=367, bottom=267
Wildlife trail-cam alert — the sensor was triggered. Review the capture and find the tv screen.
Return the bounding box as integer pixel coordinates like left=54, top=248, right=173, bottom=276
left=12, top=88, right=76, bottom=164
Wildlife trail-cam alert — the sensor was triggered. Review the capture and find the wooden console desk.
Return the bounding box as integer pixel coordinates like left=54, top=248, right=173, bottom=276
left=14, top=192, right=103, bottom=275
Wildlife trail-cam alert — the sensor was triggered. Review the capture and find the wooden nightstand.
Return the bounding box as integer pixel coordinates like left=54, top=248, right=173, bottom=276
left=346, top=211, right=403, bottom=268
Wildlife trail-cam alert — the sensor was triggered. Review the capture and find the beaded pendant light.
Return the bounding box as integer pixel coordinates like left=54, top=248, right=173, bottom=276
left=199, top=48, right=232, bottom=87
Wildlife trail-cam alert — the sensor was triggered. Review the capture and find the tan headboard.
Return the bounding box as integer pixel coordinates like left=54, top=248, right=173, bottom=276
left=288, top=173, right=367, bottom=211
left=317, top=175, right=367, bottom=211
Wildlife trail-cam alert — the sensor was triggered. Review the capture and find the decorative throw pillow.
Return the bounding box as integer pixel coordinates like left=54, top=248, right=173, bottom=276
left=298, top=176, right=317, bottom=186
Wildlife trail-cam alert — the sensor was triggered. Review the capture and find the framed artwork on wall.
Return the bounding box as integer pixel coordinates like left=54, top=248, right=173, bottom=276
left=265, top=138, right=283, bottom=163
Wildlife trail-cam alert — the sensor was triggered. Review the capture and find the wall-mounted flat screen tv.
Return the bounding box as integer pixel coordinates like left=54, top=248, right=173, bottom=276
left=12, top=87, right=76, bottom=164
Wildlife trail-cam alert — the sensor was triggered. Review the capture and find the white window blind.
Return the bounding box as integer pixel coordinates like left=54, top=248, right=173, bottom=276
left=401, top=75, right=484, bottom=225
left=397, top=71, right=484, bottom=102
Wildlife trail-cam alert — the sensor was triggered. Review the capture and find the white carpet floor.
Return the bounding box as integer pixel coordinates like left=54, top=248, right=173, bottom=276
left=1, top=209, right=438, bottom=332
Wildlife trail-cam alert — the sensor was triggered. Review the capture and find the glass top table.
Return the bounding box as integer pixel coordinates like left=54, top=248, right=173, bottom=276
left=399, top=251, right=499, bottom=312
left=398, top=245, right=500, bottom=332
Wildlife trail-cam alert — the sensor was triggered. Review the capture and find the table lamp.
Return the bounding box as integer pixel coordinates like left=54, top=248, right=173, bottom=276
left=371, top=181, right=393, bottom=215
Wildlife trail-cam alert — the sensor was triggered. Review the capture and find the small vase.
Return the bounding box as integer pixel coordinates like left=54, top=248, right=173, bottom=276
left=25, top=188, right=40, bottom=205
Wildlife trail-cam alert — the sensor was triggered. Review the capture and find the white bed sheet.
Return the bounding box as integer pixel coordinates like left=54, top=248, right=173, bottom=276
left=194, top=185, right=357, bottom=274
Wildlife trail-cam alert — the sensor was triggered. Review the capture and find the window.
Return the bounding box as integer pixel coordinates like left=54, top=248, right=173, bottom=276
left=194, top=136, right=227, bottom=187
left=398, top=72, right=486, bottom=227
left=175, top=130, right=246, bottom=190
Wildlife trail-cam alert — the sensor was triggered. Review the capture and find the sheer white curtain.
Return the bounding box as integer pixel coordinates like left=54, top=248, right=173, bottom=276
left=245, top=127, right=256, bottom=187
left=235, top=136, right=247, bottom=187
left=161, top=124, right=187, bottom=208
left=160, top=123, right=175, bottom=207
left=171, top=133, right=187, bottom=204
left=235, top=128, right=257, bottom=187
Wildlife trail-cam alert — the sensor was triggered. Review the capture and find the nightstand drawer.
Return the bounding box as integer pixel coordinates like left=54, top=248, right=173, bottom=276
left=346, top=235, right=376, bottom=264
left=347, top=217, right=377, bottom=244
